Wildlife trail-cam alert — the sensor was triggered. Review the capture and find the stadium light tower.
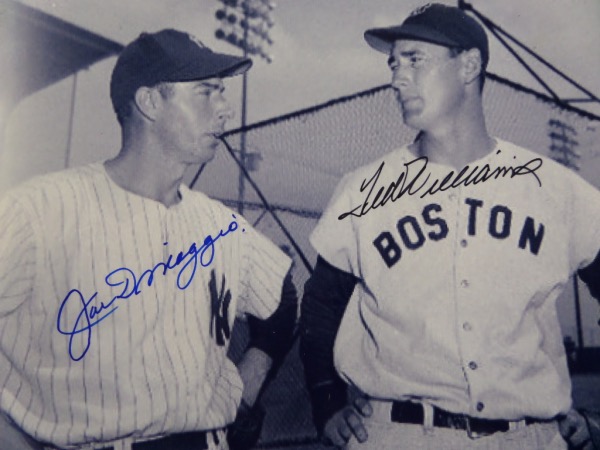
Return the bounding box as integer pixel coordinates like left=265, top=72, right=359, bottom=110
left=215, top=0, right=275, bottom=214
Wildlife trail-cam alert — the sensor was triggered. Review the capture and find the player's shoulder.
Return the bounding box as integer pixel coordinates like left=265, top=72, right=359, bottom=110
left=181, top=185, right=229, bottom=212
left=496, top=137, right=599, bottom=194
left=495, top=138, right=550, bottom=165
left=498, top=139, right=600, bottom=204
left=339, top=144, right=413, bottom=187
left=0, top=162, right=104, bottom=208
left=180, top=186, right=246, bottom=222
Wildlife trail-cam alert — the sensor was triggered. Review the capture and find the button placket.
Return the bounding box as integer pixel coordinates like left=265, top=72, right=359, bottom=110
left=447, top=184, right=483, bottom=411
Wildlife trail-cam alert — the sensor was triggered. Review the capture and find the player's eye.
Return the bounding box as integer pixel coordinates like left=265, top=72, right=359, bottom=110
left=197, top=85, right=226, bottom=98
left=409, top=55, right=425, bottom=67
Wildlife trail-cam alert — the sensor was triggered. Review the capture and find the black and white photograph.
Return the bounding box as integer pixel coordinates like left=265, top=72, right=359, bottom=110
left=1, top=1, right=599, bottom=449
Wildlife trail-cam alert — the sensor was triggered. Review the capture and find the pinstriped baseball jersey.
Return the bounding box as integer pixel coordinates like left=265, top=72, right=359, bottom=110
left=311, top=138, right=600, bottom=421
left=0, top=162, right=291, bottom=448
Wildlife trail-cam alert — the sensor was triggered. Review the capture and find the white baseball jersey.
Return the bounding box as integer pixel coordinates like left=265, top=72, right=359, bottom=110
left=0, top=162, right=291, bottom=448
left=311, top=138, right=600, bottom=421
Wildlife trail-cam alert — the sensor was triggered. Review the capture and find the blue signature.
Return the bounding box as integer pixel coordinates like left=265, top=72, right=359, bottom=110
left=56, top=215, right=242, bottom=361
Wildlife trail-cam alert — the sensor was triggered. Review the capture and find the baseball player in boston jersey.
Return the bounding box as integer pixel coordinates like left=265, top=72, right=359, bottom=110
left=0, top=29, right=297, bottom=450
left=300, top=3, right=600, bottom=450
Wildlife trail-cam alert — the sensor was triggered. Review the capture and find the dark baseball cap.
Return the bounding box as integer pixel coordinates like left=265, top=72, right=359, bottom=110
left=110, top=28, right=252, bottom=115
left=364, top=3, right=489, bottom=70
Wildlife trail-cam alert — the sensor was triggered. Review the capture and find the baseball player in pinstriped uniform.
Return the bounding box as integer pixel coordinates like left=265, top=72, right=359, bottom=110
left=300, top=4, right=600, bottom=449
left=0, top=29, right=296, bottom=450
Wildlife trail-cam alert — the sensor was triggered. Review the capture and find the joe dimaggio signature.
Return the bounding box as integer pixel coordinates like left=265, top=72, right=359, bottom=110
left=56, top=215, right=241, bottom=361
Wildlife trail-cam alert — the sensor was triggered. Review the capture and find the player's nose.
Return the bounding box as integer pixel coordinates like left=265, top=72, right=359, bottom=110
left=217, top=107, right=234, bottom=122
left=215, top=96, right=234, bottom=122
left=391, top=68, right=410, bottom=91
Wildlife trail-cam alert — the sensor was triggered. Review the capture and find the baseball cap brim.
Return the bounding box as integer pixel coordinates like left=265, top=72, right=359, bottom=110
left=365, top=24, right=462, bottom=54
left=167, top=51, right=252, bottom=82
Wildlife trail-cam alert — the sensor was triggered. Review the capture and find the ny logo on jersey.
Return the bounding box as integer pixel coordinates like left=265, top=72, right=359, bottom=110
left=209, top=269, right=231, bottom=346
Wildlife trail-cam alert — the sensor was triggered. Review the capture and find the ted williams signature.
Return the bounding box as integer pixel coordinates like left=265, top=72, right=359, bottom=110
left=56, top=215, right=242, bottom=361
left=338, top=150, right=543, bottom=220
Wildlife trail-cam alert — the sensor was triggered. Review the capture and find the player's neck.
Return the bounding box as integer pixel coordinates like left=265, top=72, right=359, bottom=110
left=105, top=143, right=186, bottom=208
left=416, top=110, right=494, bottom=169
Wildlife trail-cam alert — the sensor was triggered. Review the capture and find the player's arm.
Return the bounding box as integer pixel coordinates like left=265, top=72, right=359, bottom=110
left=0, top=199, right=42, bottom=449
left=0, top=196, right=36, bottom=315
left=299, top=255, right=371, bottom=446
left=229, top=271, right=298, bottom=450
left=237, top=271, right=297, bottom=405
left=556, top=250, right=600, bottom=449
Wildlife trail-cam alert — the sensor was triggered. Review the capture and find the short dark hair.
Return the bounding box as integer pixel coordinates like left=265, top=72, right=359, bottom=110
left=115, top=82, right=175, bottom=126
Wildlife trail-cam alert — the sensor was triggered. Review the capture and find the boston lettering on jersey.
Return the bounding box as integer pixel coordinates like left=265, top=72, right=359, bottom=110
left=338, top=150, right=543, bottom=221
left=373, top=199, right=545, bottom=268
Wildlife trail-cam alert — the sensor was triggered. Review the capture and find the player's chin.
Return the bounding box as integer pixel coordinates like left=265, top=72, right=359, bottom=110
left=185, top=143, right=218, bottom=165
left=201, top=137, right=220, bottom=153
left=195, top=149, right=217, bottom=165
left=401, top=109, right=426, bottom=129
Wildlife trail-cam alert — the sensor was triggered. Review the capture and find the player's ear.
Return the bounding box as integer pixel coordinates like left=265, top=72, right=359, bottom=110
left=460, top=48, right=483, bottom=86
left=133, top=86, right=161, bottom=121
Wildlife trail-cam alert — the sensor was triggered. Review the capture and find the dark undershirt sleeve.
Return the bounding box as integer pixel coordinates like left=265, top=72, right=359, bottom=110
left=247, top=272, right=298, bottom=366
left=299, top=255, right=359, bottom=435
left=578, top=249, right=600, bottom=301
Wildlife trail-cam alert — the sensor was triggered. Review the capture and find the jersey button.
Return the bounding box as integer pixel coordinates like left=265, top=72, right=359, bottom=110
left=461, top=279, right=469, bottom=288
left=460, top=239, right=468, bottom=248
left=463, top=322, right=473, bottom=331
left=449, top=193, right=457, bottom=201
left=476, top=402, right=485, bottom=412
left=468, top=361, right=478, bottom=370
